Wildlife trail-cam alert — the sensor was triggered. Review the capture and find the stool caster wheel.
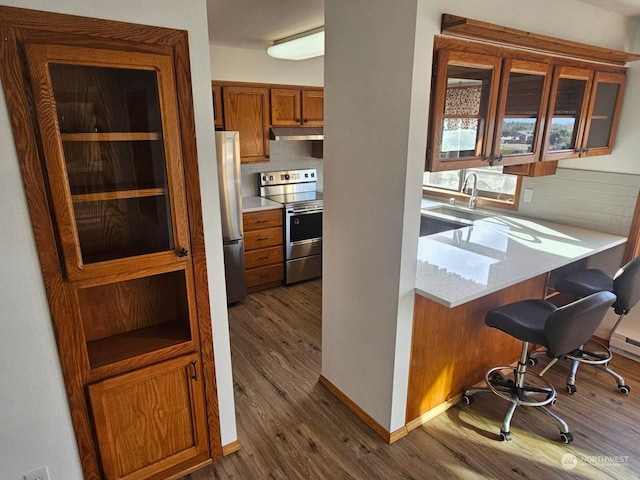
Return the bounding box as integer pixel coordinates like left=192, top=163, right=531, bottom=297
left=499, top=431, right=512, bottom=442
left=560, top=432, right=573, bottom=444
left=618, top=385, right=630, bottom=395
left=566, top=384, right=577, bottom=394
left=527, top=357, right=538, bottom=366
left=462, top=395, right=474, bottom=405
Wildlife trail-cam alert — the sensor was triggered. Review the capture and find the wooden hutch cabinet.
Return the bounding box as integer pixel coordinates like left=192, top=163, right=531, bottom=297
left=0, top=7, right=222, bottom=480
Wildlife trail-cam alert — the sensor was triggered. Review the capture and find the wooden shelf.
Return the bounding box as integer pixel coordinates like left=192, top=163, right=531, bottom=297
left=87, top=320, right=192, bottom=369
left=441, top=13, right=640, bottom=66
left=61, top=132, right=161, bottom=142
left=71, top=187, right=167, bottom=203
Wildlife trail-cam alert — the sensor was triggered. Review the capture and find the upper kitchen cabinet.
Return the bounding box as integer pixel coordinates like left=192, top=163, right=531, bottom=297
left=427, top=50, right=502, bottom=171
left=223, top=85, right=271, bottom=163
left=271, top=87, right=324, bottom=126
left=302, top=89, right=324, bottom=126
left=212, top=83, right=224, bottom=129
left=492, top=59, right=551, bottom=166
left=542, top=66, right=593, bottom=161
left=0, top=6, right=221, bottom=479
left=580, top=71, right=626, bottom=157
left=429, top=15, right=639, bottom=172
left=542, top=68, right=626, bottom=160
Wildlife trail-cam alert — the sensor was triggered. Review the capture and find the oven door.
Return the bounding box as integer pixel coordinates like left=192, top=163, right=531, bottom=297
left=285, top=206, right=322, bottom=260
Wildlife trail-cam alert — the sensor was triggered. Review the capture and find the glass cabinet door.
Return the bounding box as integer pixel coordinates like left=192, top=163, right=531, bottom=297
left=428, top=50, right=501, bottom=171
left=543, top=66, right=593, bottom=161
left=25, top=43, right=190, bottom=280
left=582, top=71, right=626, bottom=156
left=493, top=59, right=551, bottom=166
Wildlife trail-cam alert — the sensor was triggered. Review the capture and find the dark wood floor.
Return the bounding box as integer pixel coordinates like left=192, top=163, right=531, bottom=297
left=185, top=279, right=640, bottom=479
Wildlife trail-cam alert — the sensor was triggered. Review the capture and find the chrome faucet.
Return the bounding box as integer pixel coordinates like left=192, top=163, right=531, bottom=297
left=461, top=172, right=479, bottom=210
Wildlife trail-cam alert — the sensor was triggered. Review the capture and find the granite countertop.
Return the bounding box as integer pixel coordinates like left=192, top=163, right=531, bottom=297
left=416, top=202, right=627, bottom=308
left=242, top=196, right=283, bottom=213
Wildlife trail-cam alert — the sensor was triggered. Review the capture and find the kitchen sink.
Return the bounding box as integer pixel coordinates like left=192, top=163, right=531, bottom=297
left=420, top=204, right=493, bottom=236
left=424, top=205, right=491, bottom=222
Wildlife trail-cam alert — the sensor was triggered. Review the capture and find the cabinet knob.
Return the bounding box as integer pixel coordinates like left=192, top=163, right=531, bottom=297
left=176, top=247, right=189, bottom=258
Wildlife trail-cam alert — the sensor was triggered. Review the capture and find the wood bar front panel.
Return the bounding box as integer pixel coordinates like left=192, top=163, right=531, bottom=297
left=406, top=274, right=548, bottom=423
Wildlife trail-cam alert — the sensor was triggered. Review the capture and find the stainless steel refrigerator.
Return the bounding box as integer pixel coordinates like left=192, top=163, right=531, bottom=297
left=215, top=131, right=247, bottom=304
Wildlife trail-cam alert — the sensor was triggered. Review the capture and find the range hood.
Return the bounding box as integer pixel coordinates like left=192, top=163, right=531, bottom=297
left=269, top=126, right=323, bottom=141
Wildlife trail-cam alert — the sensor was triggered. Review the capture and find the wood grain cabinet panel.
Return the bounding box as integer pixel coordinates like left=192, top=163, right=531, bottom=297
left=301, top=89, right=324, bottom=126
left=223, top=86, right=270, bottom=163
left=89, top=353, right=209, bottom=480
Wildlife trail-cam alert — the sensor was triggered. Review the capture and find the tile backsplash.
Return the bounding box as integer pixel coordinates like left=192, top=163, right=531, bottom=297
left=240, top=141, right=323, bottom=197
left=518, top=168, right=640, bottom=236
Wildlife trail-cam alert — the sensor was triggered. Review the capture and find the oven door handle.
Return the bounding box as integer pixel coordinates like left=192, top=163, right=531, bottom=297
left=287, top=208, right=323, bottom=215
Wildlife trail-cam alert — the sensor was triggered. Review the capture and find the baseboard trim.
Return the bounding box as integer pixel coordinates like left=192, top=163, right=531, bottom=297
left=405, top=394, right=462, bottom=432
left=318, top=375, right=408, bottom=444
left=222, top=439, right=242, bottom=456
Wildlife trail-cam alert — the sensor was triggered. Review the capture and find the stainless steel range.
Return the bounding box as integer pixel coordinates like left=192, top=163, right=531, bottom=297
left=259, top=168, right=322, bottom=284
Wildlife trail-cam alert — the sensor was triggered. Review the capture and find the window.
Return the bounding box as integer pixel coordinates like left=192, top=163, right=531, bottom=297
left=423, top=166, right=520, bottom=208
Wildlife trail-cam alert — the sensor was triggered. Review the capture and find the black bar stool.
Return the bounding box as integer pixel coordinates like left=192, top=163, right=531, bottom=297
left=463, top=291, right=615, bottom=443
left=539, top=255, right=640, bottom=394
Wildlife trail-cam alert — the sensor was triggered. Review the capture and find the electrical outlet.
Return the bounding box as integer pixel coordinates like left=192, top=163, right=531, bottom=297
left=24, top=466, right=50, bottom=480
left=523, top=188, right=534, bottom=203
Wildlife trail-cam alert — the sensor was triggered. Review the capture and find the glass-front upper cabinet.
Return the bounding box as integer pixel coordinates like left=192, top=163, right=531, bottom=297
left=542, top=66, right=593, bottom=161
left=582, top=71, right=626, bottom=157
left=25, top=43, right=190, bottom=280
left=492, top=59, right=551, bottom=166
left=427, top=50, right=501, bottom=171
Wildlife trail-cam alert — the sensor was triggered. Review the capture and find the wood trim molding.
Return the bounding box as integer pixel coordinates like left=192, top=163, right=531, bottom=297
left=405, top=394, right=462, bottom=433
left=441, top=13, right=640, bottom=66
left=318, top=375, right=409, bottom=444
left=222, top=440, right=242, bottom=456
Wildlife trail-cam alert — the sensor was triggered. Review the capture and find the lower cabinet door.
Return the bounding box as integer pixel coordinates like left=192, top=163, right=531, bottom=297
left=88, top=353, right=210, bottom=480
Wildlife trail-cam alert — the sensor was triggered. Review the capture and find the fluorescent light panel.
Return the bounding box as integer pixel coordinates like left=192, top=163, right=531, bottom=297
left=267, top=27, right=324, bottom=61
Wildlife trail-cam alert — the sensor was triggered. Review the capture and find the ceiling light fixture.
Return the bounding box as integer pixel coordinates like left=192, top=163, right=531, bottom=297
left=267, top=27, right=324, bottom=61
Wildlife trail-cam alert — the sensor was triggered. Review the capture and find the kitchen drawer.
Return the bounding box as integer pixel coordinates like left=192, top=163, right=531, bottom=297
left=243, top=209, right=282, bottom=231
left=245, top=227, right=283, bottom=250
left=245, top=246, right=283, bottom=269
left=246, top=264, right=284, bottom=288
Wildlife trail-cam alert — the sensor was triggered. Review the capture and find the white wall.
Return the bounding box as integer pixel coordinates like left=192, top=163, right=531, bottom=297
left=323, top=0, right=426, bottom=433
left=322, top=0, right=636, bottom=435
left=0, top=1, right=237, bottom=478
left=210, top=44, right=323, bottom=85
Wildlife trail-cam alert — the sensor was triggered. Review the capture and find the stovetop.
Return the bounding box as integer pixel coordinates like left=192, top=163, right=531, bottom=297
left=264, top=191, right=323, bottom=205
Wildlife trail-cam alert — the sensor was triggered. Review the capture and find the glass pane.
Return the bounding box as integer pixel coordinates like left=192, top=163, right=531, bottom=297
left=586, top=82, right=619, bottom=149
left=499, top=73, right=545, bottom=155
left=467, top=166, right=517, bottom=201
left=49, top=64, right=162, bottom=133
left=548, top=77, right=586, bottom=152
left=48, top=63, right=175, bottom=264
left=63, top=141, right=167, bottom=195
left=440, top=65, right=493, bottom=159
left=74, top=196, right=173, bottom=264
left=423, top=171, right=461, bottom=190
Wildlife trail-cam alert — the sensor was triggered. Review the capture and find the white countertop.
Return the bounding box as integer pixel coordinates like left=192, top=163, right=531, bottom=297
left=242, top=196, right=283, bottom=213
left=416, top=205, right=626, bottom=308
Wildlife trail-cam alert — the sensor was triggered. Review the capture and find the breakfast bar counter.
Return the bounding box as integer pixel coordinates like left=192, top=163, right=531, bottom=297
left=415, top=214, right=626, bottom=307
left=405, top=203, right=627, bottom=431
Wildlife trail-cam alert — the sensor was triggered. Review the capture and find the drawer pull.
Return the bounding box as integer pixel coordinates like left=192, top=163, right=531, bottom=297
left=255, top=219, right=268, bottom=224
left=258, top=255, right=270, bottom=260
left=257, top=236, right=269, bottom=241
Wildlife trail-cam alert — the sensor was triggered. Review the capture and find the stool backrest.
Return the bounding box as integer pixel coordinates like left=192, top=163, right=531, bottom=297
left=613, top=255, right=640, bottom=314
left=544, top=291, right=616, bottom=357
